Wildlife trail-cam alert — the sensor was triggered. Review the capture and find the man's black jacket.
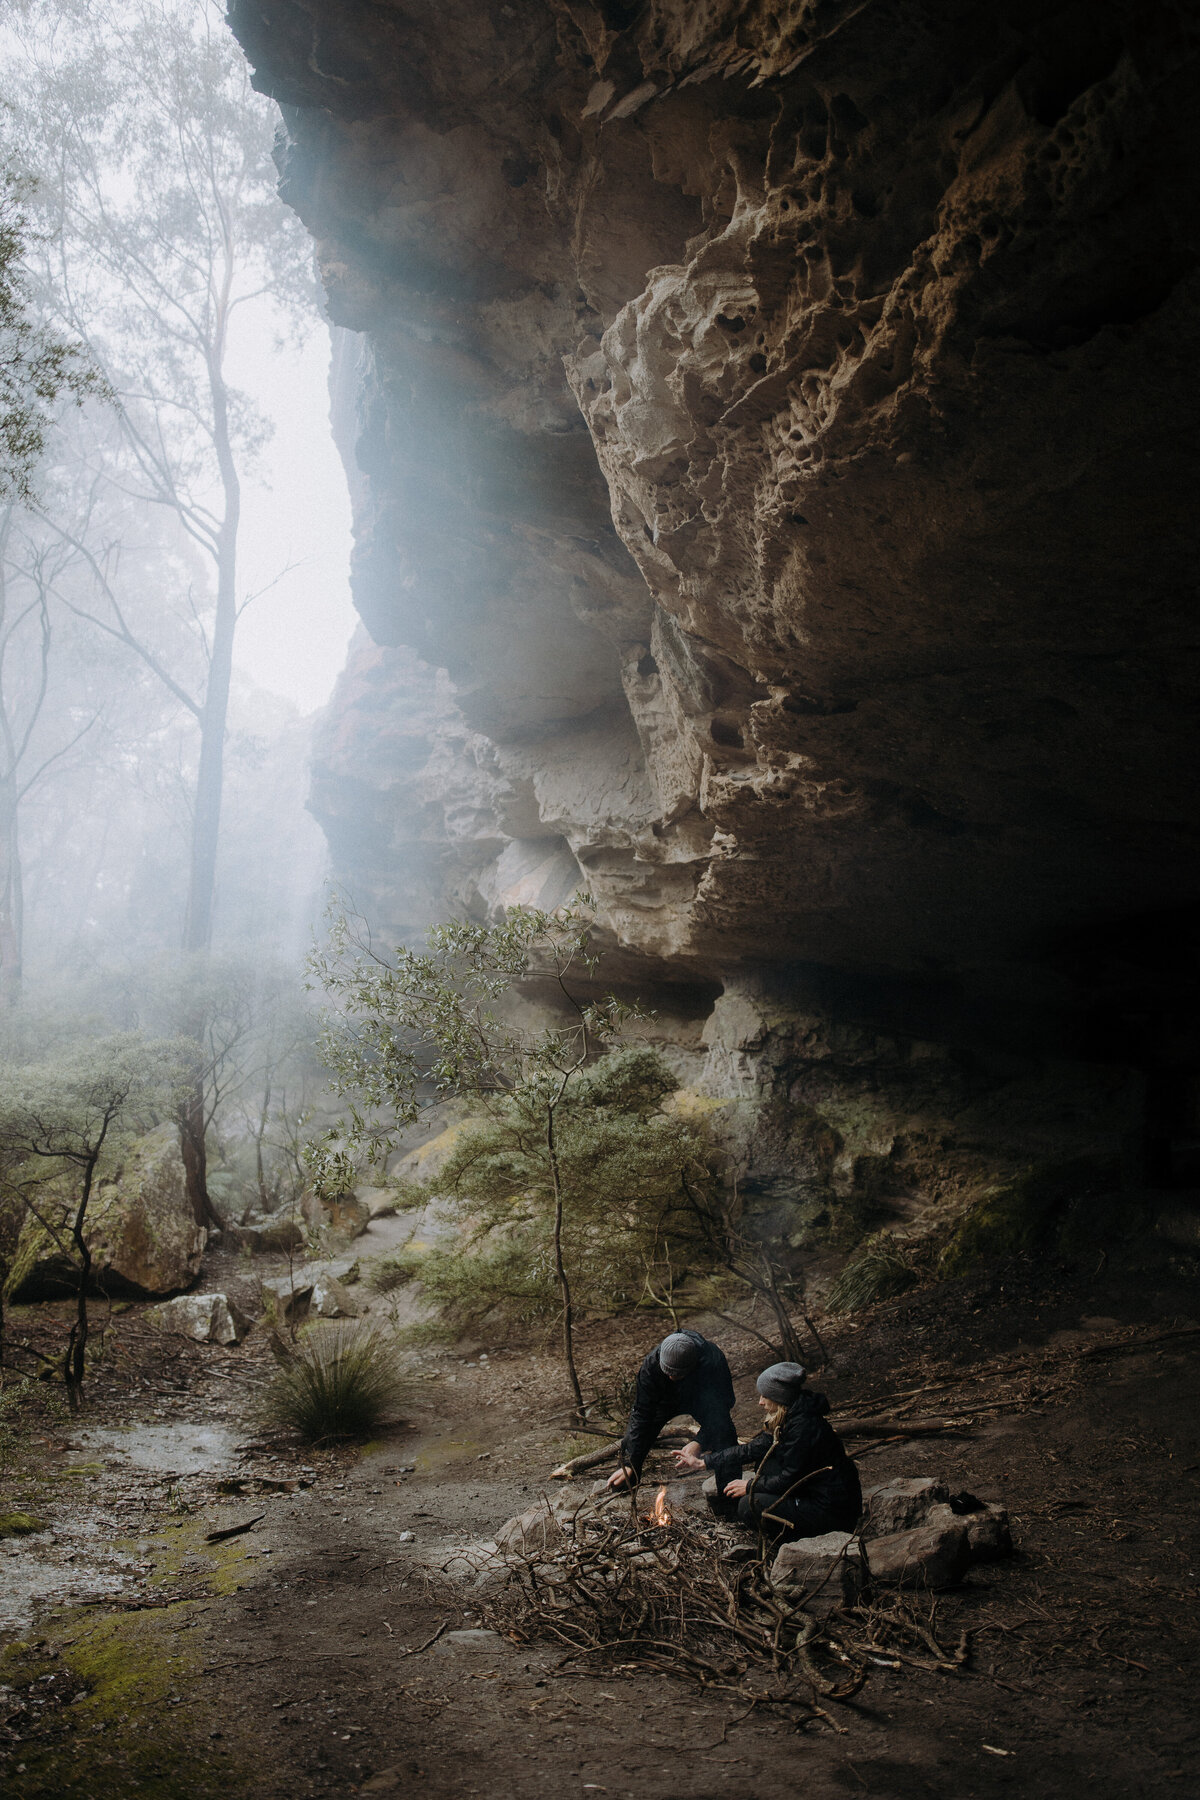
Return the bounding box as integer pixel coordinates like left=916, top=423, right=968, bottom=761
left=706, top=1389, right=861, bottom=1530
left=620, top=1330, right=737, bottom=1478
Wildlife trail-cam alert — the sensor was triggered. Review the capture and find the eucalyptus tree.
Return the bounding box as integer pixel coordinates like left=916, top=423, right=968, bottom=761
left=5, top=0, right=315, bottom=1224
left=309, top=900, right=679, bottom=1415
left=0, top=162, right=99, bottom=504
left=10, top=0, right=313, bottom=954
left=0, top=507, right=89, bottom=996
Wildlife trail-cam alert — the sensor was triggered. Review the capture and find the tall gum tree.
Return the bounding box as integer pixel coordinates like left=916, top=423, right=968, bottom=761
left=6, top=0, right=315, bottom=1224
left=0, top=163, right=104, bottom=987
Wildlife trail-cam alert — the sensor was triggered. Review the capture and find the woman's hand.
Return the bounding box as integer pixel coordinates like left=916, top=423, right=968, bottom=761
left=722, top=1477, right=749, bottom=1499
left=672, top=1441, right=705, bottom=1473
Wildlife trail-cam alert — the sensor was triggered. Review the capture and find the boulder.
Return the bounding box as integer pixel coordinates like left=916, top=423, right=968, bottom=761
left=300, top=1189, right=370, bottom=1247
left=259, top=1275, right=314, bottom=1319
left=636, top=1478, right=710, bottom=1523
left=230, top=1215, right=305, bottom=1253
left=310, top=1274, right=363, bottom=1319
left=392, top=1118, right=471, bottom=1189
left=6, top=1125, right=205, bottom=1301
left=770, top=1531, right=867, bottom=1617
left=358, top=1187, right=399, bottom=1219
left=260, top=1258, right=364, bottom=1321
left=494, top=1489, right=595, bottom=1561
left=864, top=1508, right=972, bottom=1589
left=494, top=1500, right=563, bottom=1559
left=862, top=1477, right=949, bottom=1538
left=156, top=1293, right=251, bottom=1345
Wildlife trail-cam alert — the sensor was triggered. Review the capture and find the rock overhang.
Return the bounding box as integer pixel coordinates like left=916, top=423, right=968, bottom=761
left=230, top=0, right=1200, bottom=1031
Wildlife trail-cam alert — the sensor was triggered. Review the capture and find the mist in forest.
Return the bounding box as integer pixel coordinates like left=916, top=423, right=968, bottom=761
left=0, top=0, right=356, bottom=1237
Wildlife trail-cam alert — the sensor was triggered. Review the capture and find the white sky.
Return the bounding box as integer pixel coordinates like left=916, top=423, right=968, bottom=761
left=225, top=307, right=358, bottom=714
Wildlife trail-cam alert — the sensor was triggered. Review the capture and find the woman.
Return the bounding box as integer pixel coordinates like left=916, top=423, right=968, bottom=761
left=681, top=1361, right=861, bottom=1542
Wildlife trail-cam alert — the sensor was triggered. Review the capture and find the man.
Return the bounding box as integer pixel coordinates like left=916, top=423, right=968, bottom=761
left=607, top=1328, right=737, bottom=1489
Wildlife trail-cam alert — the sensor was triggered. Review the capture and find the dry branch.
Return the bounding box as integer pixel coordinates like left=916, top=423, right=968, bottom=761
left=480, top=1497, right=963, bottom=1729
left=550, top=1430, right=690, bottom=1479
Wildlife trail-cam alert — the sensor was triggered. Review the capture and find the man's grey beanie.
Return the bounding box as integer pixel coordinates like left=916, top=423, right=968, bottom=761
left=659, top=1332, right=702, bottom=1377
left=756, top=1362, right=808, bottom=1404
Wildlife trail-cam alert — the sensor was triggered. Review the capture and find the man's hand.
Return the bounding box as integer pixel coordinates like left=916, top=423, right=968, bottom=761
left=672, top=1441, right=705, bottom=1473
left=722, top=1477, right=749, bottom=1499
left=607, top=1466, right=631, bottom=1490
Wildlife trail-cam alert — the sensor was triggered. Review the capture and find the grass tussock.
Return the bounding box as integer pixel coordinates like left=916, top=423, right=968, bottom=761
left=826, top=1236, right=918, bottom=1314
left=261, top=1324, right=402, bottom=1442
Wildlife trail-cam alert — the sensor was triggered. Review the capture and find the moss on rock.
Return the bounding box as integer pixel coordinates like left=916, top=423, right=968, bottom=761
left=0, top=1509, right=43, bottom=1537
left=939, top=1156, right=1120, bottom=1276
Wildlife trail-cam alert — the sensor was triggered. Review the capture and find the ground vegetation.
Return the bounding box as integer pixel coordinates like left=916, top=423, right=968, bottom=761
left=0, top=1030, right=188, bottom=1398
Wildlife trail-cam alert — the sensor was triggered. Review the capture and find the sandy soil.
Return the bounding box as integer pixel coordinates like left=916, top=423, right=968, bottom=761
left=2, top=1219, right=1199, bottom=1800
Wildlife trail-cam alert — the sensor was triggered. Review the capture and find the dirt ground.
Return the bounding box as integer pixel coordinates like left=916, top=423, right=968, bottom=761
left=2, top=1218, right=1199, bottom=1800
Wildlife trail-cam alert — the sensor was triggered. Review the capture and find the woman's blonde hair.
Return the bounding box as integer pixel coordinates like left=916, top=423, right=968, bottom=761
left=762, top=1399, right=787, bottom=1434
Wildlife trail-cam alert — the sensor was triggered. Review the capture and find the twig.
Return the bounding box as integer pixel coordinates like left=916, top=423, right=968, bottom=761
left=401, top=1620, right=450, bottom=1657
left=706, top=1699, right=758, bottom=1747
left=205, top=1513, right=265, bottom=1543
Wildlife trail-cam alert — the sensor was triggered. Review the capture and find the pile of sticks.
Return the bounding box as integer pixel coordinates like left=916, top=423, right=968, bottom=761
left=481, top=1497, right=965, bottom=1730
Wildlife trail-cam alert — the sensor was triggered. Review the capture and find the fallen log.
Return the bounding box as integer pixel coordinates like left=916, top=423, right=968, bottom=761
left=1078, top=1323, right=1200, bottom=1360
left=550, top=1431, right=690, bottom=1479
left=836, top=1416, right=979, bottom=1440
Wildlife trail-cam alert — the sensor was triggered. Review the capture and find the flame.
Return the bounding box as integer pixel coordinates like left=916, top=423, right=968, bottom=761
left=650, top=1484, right=671, bottom=1528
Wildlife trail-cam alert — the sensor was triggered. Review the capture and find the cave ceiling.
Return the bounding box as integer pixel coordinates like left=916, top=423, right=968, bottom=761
left=230, top=0, right=1200, bottom=999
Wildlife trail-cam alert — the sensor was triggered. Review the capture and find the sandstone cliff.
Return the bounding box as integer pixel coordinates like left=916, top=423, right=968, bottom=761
left=231, top=1, right=1200, bottom=1233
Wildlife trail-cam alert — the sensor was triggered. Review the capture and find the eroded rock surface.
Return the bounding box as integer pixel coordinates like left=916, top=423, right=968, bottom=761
left=228, top=3, right=1200, bottom=1222
left=232, top=0, right=1200, bottom=988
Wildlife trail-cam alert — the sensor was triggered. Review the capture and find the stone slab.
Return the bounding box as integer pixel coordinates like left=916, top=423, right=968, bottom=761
left=770, top=1530, right=866, bottom=1616
left=862, top=1476, right=949, bottom=1538
left=865, top=1511, right=971, bottom=1589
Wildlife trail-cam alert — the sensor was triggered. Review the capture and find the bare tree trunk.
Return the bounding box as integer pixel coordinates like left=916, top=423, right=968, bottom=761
left=179, top=1084, right=222, bottom=1232
left=0, top=768, right=21, bottom=1006
left=546, top=1092, right=583, bottom=1417
left=63, top=1153, right=98, bottom=1408
left=255, top=1075, right=272, bottom=1210
left=0, top=844, right=20, bottom=1006
left=178, top=361, right=239, bottom=1230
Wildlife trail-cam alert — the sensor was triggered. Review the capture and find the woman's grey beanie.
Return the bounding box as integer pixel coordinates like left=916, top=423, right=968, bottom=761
left=756, top=1361, right=808, bottom=1404
left=659, top=1332, right=702, bottom=1377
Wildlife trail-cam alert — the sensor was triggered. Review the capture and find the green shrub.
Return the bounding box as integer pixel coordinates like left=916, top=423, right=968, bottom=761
left=0, top=1372, right=67, bottom=1470
left=826, top=1237, right=918, bottom=1313
left=367, top=1251, right=420, bottom=1294
left=407, top=1237, right=555, bottom=1329
left=260, top=1324, right=402, bottom=1442
left=938, top=1156, right=1118, bottom=1276
left=422, top=1045, right=718, bottom=1331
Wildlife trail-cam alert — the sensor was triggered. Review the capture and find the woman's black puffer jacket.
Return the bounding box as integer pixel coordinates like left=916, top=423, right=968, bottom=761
left=706, top=1390, right=861, bottom=1537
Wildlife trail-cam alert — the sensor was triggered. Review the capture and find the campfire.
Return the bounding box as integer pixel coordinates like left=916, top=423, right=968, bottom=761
left=648, top=1484, right=671, bottom=1528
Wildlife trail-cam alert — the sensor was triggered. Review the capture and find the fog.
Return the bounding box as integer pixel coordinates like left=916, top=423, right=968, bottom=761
left=0, top=0, right=358, bottom=1238
left=226, top=314, right=356, bottom=714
